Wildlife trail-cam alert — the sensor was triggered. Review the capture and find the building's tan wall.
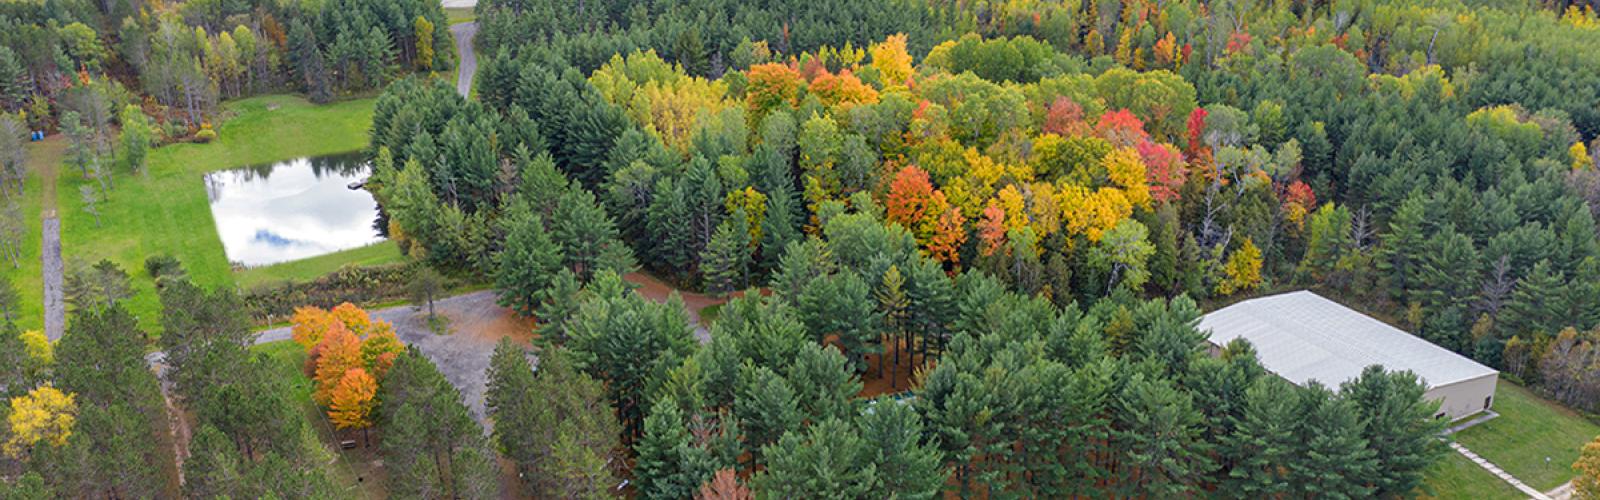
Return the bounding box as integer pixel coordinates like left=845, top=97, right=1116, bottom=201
left=1425, top=373, right=1499, bottom=421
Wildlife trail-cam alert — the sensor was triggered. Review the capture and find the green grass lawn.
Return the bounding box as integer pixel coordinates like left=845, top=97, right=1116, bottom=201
left=1452, top=380, right=1598, bottom=491
left=235, top=240, right=404, bottom=289
left=1420, top=451, right=1524, bottom=500
left=2, top=138, right=58, bottom=332
left=446, top=7, right=475, bottom=24
left=256, top=340, right=382, bottom=498
left=54, top=95, right=375, bottom=333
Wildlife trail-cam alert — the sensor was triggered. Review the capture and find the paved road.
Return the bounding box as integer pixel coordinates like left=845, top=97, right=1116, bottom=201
left=42, top=212, right=62, bottom=340
left=451, top=22, right=477, bottom=97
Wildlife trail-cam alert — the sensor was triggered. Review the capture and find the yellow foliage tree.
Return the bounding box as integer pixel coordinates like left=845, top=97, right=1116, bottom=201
left=290, top=305, right=340, bottom=350
left=414, top=16, right=434, bottom=71
left=1059, top=185, right=1134, bottom=243
left=328, top=368, right=378, bottom=431
left=359, top=324, right=405, bottom=379
left=20, top=330, right=51, bottom=365
left=725, top=187, right=768, bottom=246
left=808, top=69, right=879, bottom=111
left=1573, top=141, right=1592, bottom=171
left=996, top=185, right=1028, bottom=233
left=330, top=302, right=373, bottom=334
left=869, top=34, right=914, bottom=88
left=1102, top=147, right=1151, bottom=208
left=1216, top=238, right=1264, bottom=295
left=1575, top=435, right=1600, bottom=499
left=4, top=385, right=76, bottom=458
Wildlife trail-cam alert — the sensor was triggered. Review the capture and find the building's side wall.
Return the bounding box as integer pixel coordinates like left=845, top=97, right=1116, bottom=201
left=1424, top=373, right=1500, bottom=421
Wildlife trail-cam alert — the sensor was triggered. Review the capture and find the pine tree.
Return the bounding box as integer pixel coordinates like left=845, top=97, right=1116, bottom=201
left=1501, top=260, right=1567, bottom=337
left=785, top=344, right=861, bottom=424
left=1288, top=384, right=1377, bottom=499
left=635, top=402, right=700, bottom=499
left=858, top=397, right=946, bottom=499
left=1113, top=374, right=1214, bottom=497
left=553, top=189, right=636, bottom=282
left=1340, top=366, right=1448, bottom=497
left=701, top=219, right=750, bottom=296
left=1299, top=202, right=1352, bottom=281
left=875, top=265, right=909, bottom=385
left=0, top=322, right=27, bottom=399
left=534, top=269, right=583, bottom=343
left=494, top=209, right=562, bottom=316
left=1414, top=225, right=1481, bottom=315
left=184, top=425, right=243, bottom=498
left=735, top=366, right=802, bottom=469
left=904, top=256, right=956, bottom=360
left=753, top=418, right=876, bottom=497
left=1377, top=193, right=1428, bottom=301
left=798, top=271, right=881, bottom=372
left=1217, top=377, right=1298, bottom=497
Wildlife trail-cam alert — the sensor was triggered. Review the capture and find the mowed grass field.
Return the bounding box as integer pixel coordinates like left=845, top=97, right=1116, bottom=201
left=2, top=138, right=61, bottom=332
left=1451, top=380, right=1599, bottom=491
left=1420, top=452, right=1524, bottom=499
left=235, top=240, right=403, bottom=289
left=54, top=95, right=376, bottom=332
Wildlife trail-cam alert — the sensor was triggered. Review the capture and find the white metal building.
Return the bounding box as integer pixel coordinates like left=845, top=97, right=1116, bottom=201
left=1198, top=290, right=1498, bottom=421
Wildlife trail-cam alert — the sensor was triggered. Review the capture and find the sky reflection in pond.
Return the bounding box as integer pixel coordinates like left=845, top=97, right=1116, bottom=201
left=206, top=153, right=381, bottom=267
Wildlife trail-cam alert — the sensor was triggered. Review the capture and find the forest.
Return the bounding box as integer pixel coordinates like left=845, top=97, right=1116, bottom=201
left=3, top=0, right=1600, bottom=497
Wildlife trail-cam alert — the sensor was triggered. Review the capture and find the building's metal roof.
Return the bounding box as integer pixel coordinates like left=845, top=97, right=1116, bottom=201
left=1198, top=291, right=1498, bottom=389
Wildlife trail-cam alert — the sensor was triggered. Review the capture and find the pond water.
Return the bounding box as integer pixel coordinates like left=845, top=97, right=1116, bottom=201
left=205, top=152, right=382, bottom=267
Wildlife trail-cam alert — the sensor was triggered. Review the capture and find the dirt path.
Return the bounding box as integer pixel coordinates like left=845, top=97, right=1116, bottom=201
left=42, top=214, right=61, bottom=340
left=451, top=22, right=478, bottom=97
left=624, top=272, right=727, bottom=343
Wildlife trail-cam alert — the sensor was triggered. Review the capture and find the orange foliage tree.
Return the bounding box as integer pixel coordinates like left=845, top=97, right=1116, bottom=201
left=886, top=165, right=968, bottom=266
left=808, top=69, right=878, bottom=110
left=746, top=63, right=804, bottom=122
left=312, top=325, right=362, bottom=406
left=329, top=367, right=378, bottom=432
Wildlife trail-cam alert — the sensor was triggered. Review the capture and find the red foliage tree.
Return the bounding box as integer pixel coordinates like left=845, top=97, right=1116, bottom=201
left=1043, top=97, right=1087, bottom=136
left=1096, top=109, right=1150, bottom=147
left=1184, top=107, right=1210, bottom=162
left=1137, top=140, right=1187, bottom=203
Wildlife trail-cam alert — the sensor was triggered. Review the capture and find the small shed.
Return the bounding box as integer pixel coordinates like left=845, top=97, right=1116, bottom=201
left=1199, top=291, right=1498, bottom=421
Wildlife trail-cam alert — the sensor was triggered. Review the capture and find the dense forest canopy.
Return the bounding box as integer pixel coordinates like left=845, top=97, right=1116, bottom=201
left=2, top=0, right=1600, bottom=496
left=361, top=0, right=1600, bottom=496
left=0, top=0, right=454, bottom=135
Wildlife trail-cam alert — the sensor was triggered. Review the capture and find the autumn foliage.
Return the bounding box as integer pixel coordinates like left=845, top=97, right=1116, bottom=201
left=291, top=303, right=404, bottom=432
left=886, top=165, right=968, bottom=265
left=4, top=385, right=77, bottom=458
left=329, top=368, right=378, bottom=431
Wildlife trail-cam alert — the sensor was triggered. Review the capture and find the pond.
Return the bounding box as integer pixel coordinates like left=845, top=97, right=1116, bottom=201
left=205, top=152, right=382, bottom=268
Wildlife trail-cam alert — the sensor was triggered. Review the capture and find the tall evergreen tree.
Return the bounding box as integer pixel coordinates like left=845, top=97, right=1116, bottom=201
left=735, top=366, right=802, bottom=469
left=1289, top=384, right=1377, bottom=499
left=858, top=397, right=945, bottom=499
left=494, top=208, right=563, bottom=316
left=1341, top=366, right=1448, bottom=497
left=1217, top=377, right=1298, bottom=497
left=753, top=418, right=876, bottom=497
